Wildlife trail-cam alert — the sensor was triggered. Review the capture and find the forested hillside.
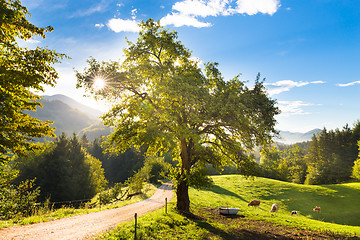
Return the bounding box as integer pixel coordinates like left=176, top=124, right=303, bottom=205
left=259, top=122, right=360, bottom=185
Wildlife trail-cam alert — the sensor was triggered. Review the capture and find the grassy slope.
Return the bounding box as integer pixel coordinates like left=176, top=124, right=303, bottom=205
left=191, top=175, right=360, bottom=227
left=97, top=175, right=360, bottom=239
left=190, top=175, right=360, bottom=236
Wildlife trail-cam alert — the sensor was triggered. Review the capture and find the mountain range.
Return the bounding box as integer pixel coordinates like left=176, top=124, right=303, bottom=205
left=26, top=94, right=111, bottom=141
left=275, top=129, right=322, bottom=144
left=27, top=94, right=320, bottom=144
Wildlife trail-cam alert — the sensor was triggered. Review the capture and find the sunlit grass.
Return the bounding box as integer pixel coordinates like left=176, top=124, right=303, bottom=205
left=189, top=175, right=360, bottom=235
left=95, top=175, right=360, bottom=239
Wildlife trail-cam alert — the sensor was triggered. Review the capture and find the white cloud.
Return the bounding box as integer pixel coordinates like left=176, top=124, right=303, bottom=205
left=311, top=81, right=325, bottom=84
left=26, top=39, right=41, bottom=44
left=265, top=80, right=325, bottom=95
left=161, top=13, right=212, bottom=28
left=162, top=0, right=281, bottom=28
left=107, top=18, right=140, bottom=33
left=337, top=81, right=360, bottom=87
left=278, top=101, right=318, bottom=116
left=131, top=9, right=138, bottom=20
left=172, top=0, right=229, bottom=18
left=95, top=23, right=105, bottom=29
left=235, top=0, right=280, bottom=15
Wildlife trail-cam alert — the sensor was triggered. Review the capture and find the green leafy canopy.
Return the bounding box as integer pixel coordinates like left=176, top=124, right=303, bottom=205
left=0, top=0, right=67, bottom=159
left=76, top=19, right=280, bottom=212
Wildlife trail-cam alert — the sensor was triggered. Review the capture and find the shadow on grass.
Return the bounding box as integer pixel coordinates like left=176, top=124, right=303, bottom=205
left=203, top=184, right=246, bottom=201
left=193, top=218, right=284, bottom=240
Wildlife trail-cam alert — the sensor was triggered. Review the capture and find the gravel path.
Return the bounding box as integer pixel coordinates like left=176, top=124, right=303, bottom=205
left=0, top=182, right=173, bottom=240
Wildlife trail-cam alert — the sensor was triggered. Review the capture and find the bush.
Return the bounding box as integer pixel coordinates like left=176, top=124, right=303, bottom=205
left=0, top=179, right=40, bottom=220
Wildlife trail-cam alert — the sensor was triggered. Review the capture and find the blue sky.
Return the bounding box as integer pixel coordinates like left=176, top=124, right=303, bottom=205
left=21, top=0, right=360, bottom=133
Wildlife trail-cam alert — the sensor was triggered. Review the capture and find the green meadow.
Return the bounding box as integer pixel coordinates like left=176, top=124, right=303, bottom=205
left=192, top=175, right=360, bottom=227
left=97, top=175, right=360, bottom=239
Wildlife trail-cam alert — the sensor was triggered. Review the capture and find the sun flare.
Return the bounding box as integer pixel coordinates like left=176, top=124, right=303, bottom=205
left=93, top=77, right=106, bottom=90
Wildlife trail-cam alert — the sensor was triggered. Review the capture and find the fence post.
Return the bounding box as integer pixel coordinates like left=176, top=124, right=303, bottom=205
left=165, top=197, right=167, bottom=214
left=134, top=213, right=137, bottom=240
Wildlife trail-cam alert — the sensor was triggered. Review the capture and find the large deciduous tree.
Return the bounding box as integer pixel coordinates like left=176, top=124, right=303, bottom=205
left=0, top=0, right=65, bottom=161
left=76, top=19, right=279, bottom=213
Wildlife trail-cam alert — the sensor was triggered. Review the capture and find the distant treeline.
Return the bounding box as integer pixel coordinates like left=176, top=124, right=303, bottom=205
left=259, top=122, right=360, bottom=184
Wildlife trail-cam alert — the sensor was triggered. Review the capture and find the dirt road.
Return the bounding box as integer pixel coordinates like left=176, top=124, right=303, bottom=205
left=0, top=182, right=173, bottom=240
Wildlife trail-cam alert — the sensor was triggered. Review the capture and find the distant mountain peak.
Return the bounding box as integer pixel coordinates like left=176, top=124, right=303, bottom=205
left=276, top=129, right=321, bottom=144
left=42, top=94, right=102, bottom=119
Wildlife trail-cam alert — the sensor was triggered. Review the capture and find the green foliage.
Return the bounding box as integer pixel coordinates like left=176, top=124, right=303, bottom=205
left=305, top=123, right=360, bottom=184
left=0, top=179, right=40, bottom=220
left=0, top=0, right=66, bottom=220
left=84, top=137, right=145, bottom=184
left=259, top=122, right=360, bottom=185
left=352, top=141, right=360, bottom=180
left=98, top=182, right=123, bottom=205
left=125, top=171, right=146, bottom=195
left=138, top=155, right=171, bottom=183
left=76, top=19, right=279, bottom=212
left=0, top=0, right=65, bottom=158
left=260, top=146, right=284, bottom=180
left=14, top=133, right=107, bottom=202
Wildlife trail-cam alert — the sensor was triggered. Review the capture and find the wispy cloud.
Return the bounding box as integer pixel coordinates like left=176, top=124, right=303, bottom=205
left=265, top=80, right=325, bottom=95
left=131, top=9, right=138, bottom=20
left=161, top=0, right=281, bottom=28
left=161, top=13, right=212, bottom=28
left=337, top=81, right=360, bottom=87
left=26, top=39, right=41, bottom=44
left=107, top=19, right=140, bottom=33
left=95, top=23, right=105, bottom=29
left=278, top=100, right=319, bottom=116
left=69, top=0, right=109, bottom=18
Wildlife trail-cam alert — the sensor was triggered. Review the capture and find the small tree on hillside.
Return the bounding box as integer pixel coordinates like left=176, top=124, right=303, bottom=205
left=352, top=141, right=360, bottom=181
left=76, top=19, right=279, bottom=213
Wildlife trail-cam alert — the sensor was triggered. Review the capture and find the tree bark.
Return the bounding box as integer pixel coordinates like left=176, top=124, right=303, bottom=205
left=176, top=137, right=191, bottom=213
left=176, top=178, right=190, bottom=212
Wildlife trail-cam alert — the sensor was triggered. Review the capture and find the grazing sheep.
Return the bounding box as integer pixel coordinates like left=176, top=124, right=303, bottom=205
left=270, top=203, right=278, bottom=212
left=291, top=210, right=298, bottom=216
left=247, top=200, right=260, bottom=208
left=313, top=206, right=321, bottom=213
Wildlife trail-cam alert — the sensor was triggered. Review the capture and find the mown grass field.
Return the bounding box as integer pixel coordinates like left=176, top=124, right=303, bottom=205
left=96, top=175, right=360, bottom=239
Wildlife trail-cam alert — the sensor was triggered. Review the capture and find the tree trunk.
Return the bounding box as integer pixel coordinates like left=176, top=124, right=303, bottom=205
left=176, top=137, right=192, bottom=213
left=176, top=178, right=190, bottom=212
